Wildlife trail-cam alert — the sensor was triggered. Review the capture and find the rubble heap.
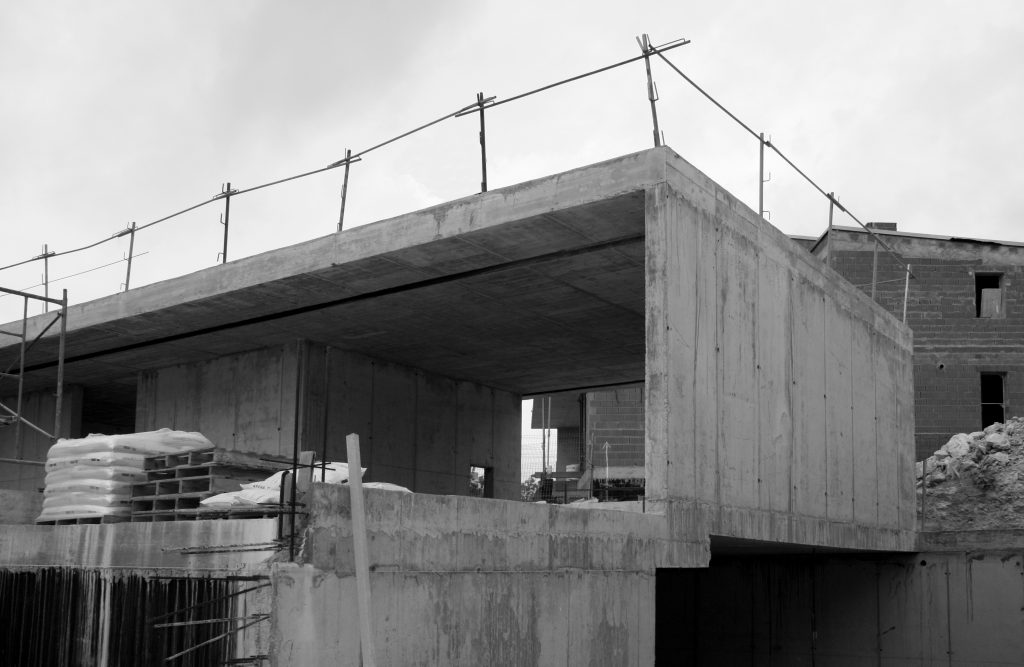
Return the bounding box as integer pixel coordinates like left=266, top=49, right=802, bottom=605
left=917, top=416, right=1024, bottom=530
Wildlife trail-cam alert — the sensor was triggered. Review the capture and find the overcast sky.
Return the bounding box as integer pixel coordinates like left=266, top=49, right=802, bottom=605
left=1, top=1, right=1022, bottom=322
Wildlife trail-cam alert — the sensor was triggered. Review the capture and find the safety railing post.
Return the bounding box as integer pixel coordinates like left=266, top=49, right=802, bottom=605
left=477, top=92, right=488, bottom=192
left=638, top=34, right=662, bottom=147
left=337, top=149, right=352, bottom=231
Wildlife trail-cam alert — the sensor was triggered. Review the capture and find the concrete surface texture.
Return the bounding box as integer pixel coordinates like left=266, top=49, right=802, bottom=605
left=645, top=156, right=916, bottom=551
left=0, top=147, right=934, bottom=664
left=272, top=563, right=654, bottom=667
left=656, top=551, right=1024, bottom=665
left=135, top=342, right=522, bottom=498
left=0, top=518, right=280, bottom=572
left=815, top=226, right=1024, bottom=458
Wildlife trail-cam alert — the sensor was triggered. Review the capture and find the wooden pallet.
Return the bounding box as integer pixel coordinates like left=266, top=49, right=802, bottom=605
left=36, top=514, right=130, bottom=525
left=131, top=506, right=288, bottom=522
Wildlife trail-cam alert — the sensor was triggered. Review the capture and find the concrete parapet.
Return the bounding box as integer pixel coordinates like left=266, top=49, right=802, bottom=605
left=302, top=483, right=708, bottom=573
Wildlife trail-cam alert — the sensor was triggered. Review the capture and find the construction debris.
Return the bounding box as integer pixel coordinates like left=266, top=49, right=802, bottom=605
left=917, top=417, right=1024, bottom=530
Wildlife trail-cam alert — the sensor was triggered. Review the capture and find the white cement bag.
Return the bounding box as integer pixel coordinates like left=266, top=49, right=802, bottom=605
left=45, top=465, right=147, bottom=485
left=46, top=435, right=119, bottom=459
left=42, top=492, right=132, bottom=510
left=43, top=479, right=132, bottom=496
left=363, top=482, right=412, bottom=493
left=241, top=462, right=366, bottom=491
left=199, top=491, right=247, bottom=509
left=113, top=429, right=213, bottom=455
left=45, top=452, right=147, bottom=472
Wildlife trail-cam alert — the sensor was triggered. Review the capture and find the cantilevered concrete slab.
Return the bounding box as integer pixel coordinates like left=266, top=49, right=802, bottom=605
left=1, top=147, right=916, bottom=553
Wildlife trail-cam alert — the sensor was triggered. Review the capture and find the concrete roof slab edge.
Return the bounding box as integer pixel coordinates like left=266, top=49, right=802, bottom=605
left=3, top=148, right=673, bottom=344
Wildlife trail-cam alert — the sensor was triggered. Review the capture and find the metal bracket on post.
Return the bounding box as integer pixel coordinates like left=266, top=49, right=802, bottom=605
left=337, top=149, right=352, bottom=232
left=214, top=182, right=237, bottom=264
left=637, top=34, right=662, bottom=148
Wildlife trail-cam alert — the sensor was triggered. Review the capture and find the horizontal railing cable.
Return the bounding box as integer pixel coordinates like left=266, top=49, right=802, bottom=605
left=650, top=44, right=915, bottom=279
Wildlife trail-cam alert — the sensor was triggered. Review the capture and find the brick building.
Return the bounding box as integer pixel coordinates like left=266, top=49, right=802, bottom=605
left=810, top=224, right=1024, bottom=459
left=531, top=384, right=645, bottom=499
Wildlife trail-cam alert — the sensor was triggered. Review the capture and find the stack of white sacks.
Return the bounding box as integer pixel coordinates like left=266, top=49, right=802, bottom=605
left=199, top=464, right=409, bottom=508
left=38, top=429, right=213, bottom=522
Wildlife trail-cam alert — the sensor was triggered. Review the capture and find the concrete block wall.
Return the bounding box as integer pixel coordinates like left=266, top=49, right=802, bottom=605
left=645, top=156, right=917, bottom=548
left=587, top=385, right=644, bottom=473
left=827, top=234, right=1024, bottom=459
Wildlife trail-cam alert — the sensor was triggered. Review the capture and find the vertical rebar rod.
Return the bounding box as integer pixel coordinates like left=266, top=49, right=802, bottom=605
left=337, top=149, right=352, bottom=232
left=870, top=237, right=879, bottom=302
left=477, top=92, right=488, bottom=192
left=15, top=297, right=27, bottom=456
left=826, top=193, right=836, bottom=270
left=640, top=34, right=662, bottom=147
left=902, top=264, right=911, bottom=324
left=758, top=133, right=765, bottom=218
left=221, top=183, right=232, bottom=265
left=125, top=222, right=137, bottom=291
left=53, top=289, right=67, bottom=440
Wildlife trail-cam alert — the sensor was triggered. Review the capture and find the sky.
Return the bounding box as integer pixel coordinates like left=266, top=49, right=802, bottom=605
left=1, top=0, right=1022, bottom=324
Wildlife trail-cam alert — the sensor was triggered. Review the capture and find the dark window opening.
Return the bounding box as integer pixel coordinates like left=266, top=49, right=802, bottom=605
left=975, top=274, right=1002, bottom=318
left=981, top=373, right=1005, bottom=428
left=470, top=465, right=493, bottom=498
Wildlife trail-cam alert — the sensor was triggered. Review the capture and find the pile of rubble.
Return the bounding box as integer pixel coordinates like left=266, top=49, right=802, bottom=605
left=917, top=416, right=1024, bottom=530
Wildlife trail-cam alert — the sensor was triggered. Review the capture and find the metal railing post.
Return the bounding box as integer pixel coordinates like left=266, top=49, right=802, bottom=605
left=217, top=182, right=237, bottom=264
left=337, top=149, right=352, bottom=231
left=902, top=264, right=911, bottom=323
left=477, top=92, right=488, bottom=192
left=638, top=34, right=662, bottom=147
left=53, top=289, right=67, bottom=440
left=758, top=133, right=765, bottom=218
left=124, top=222, right=137, bottom=291
left=870, top=237, right=879, bottom=302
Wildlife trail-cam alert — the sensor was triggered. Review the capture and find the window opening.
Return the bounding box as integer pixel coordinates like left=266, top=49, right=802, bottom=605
left=980, top=373, right=1006, bottom=428
left=975, top=274, right=1002, bottom=318
left=469, top=465, right=493, bottom=498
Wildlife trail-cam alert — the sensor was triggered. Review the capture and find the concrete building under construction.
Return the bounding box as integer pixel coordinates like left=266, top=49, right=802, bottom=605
left=1, top=148, right=1022, bottom=665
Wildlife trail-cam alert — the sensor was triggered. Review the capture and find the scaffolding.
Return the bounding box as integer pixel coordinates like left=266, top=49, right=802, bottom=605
left=0, top=286, right=68, bottom=469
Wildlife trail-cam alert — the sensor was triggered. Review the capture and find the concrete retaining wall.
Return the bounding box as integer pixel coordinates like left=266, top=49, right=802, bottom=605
left=271, top=564, right=654, bottom=667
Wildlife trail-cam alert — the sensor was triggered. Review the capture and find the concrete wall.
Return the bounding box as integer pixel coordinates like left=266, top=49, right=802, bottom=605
left=645, top=158, right=916, bottom=548
left=656, top=550, right=1024, bottom=665
left=824, top=230, right=1024, bottom=458
left=269, top=483, right=704, bottom=666
left=321, top=347, right=521, bottom=499
left=0, top=385, right=82, bottom=491
left=0, top=519, right=279, bottom=572
left=272, top=565, right=654, bottom=667
left=136, top=342, right=521, bottom=499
